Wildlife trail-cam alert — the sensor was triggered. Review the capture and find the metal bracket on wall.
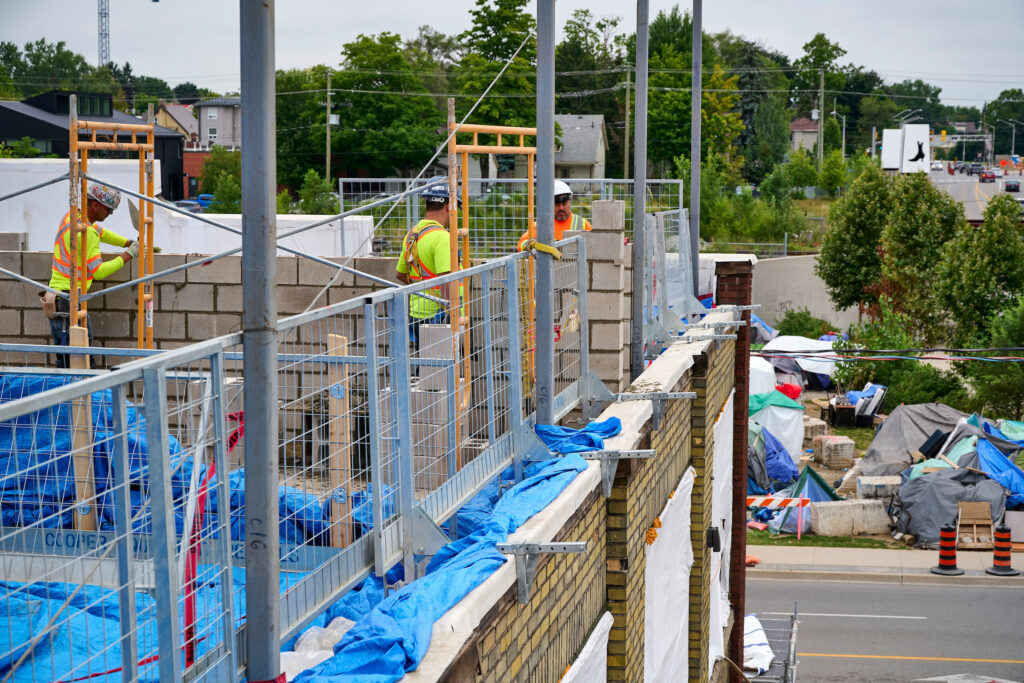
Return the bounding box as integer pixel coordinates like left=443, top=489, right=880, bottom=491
left=411, top=506, right=451, bottom=580
left=495, top=542, right=587, bottom=603
left=578, top=449, right=656, bottom=497
left=615, top=391, right=697, bottom=429
left=710, top=304, right=760, bottom=312
left=680, top=333, right=737, bottom=350
left=680, top=319, right=747, bottom=330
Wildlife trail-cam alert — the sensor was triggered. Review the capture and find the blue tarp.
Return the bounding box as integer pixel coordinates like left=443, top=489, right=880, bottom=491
left=846, top=383, right=884, bottom=407
left=977, top=439, right=1024, bottom=507
left=535, top=417, right=621, bottom=454
left=761, top=427, right=799, bottom=484
left=293, top=455, right=589, bottom=683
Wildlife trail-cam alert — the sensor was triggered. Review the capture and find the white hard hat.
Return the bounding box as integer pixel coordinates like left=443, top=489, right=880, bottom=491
left=87, top=183, right=121, bottom=210
left=553, top=180, right=572, bottom=198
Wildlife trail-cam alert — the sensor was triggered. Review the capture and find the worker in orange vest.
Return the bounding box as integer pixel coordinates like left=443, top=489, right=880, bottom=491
left=517, top=180, right=592, bottom=251
left=45, top=182, right=137, bottom=367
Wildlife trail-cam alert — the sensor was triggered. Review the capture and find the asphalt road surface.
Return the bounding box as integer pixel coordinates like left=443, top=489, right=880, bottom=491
left=747, top=577, right=1024, bottom=682
left=929, top=166, right=1022, bottom=221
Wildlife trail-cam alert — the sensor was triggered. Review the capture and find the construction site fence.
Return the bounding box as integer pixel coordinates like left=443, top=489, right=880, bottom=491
left=339, top=177, right=686, bottom=258
left=0, top=236, right=588, bottom=682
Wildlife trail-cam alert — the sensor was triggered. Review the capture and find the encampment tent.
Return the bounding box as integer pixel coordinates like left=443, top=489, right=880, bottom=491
left=747, top=422, right=799, bottom=494
left=860, top=403, right=968, bottom=476
left=767, top=465, right=841, bottom=535
left=749, top=357, right=777, bottom=396
left=894, top=464, right=1007, bottom=547
left=750, top=391, right=804, bottom=464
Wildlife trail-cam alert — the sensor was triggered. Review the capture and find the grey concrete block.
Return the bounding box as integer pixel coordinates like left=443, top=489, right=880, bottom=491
left=0, top=251, right=22, bottom=275
left=590, top=262, right=624, bottom=291
left=591, top=321, right=626, bottom=351
left=159, top=283, right=215, bottom=312
left=352, top=257, right=400, bottom=284
left=811, top=499, right=890, bottom=536
left=188, top=313, right=240, bottom=340
left=814, top=435, right=855, bottom=469
left=276, top=256, right=298, bottom=286
left=276, top=286, right=324, bottom=316
left=215, top=285, right=243, bottom=313
left=0, top=280, right=39, bottom=304
left=22, top=252, right=53, bottom=280
left=802, top=417, right=827, bottom=448
left=587, top=292, right=625, bottom=322
left=186, top=256, right=241, bottom=284
left=298, top=259, right=354, bottom=287
left=586, top=231, right=625, bottom=263
left=0, top=309, right=21, bottom=336
left=589, top=350, right=623, bottom=383
left=153, top=254, right=187, bottom=283
left=857, top=476, right=902, bottom=500
left=154, top=312, right=187, bottom=340
left=23, top=310, right=49, bottom=336
left=92, top=312, right=130, bottom=338
left=591, top=200, right=625, bottom=232
left=0, top=234, right=26, bottom=251
left=417, top=324, right=455, bottom=391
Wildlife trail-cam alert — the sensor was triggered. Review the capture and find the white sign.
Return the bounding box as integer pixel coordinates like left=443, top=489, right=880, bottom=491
left=900, top=123, right=931, bottom=174
left=880, top=129, right=903, bottom=170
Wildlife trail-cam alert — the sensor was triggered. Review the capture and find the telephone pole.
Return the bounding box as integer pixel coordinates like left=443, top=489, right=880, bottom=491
left=325, top=68, right=332, bottom=180
left=817, top=68, right=824, bottom=172
left=623, top=69, right=631, bottom=178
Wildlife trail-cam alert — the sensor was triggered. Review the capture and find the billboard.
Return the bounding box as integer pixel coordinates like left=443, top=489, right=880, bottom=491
left=880, top=129, right=902, bottom=170
left=900, top=123, right=931, bottom=174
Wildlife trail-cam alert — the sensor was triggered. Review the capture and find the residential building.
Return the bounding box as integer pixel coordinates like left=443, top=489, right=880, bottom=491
left=156, top=101, right=199, bottom=144
left=789, top=116, right=818, bottom=152
left=553, top=114, right=607, bottom=178
left=193, top=97, right=241, bottom=150
left=0, top=89, right=185, bottom=200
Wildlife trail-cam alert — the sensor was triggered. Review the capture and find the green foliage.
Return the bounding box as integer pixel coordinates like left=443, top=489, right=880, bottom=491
left=0, top=136, right=45, bottom=158
left=0, top=39, right=117, bottom=99
left=205, top=172, right=241, bottom=213
left=958, top=298, right=1024, bottom=420
left=276, top=190, right=292, bottom=215
left=790, top=33, right=847, bottom=113
left=823, top=117, right=841, bottom=153
left=879, top=173, right=965, bottom=342
left=819, top=150, right=846, bottom=197
left=936, top=194, right=1024, bottom=346
left=173, top=81, right=218, bottom=105
left=786, top=148, right=818, bottom=189
left=775, top=307, right=834, bottom=339
left=815, top=164, right=889, bottom=310
left=275, top=66, right=329, bottom=191
left=298, top=169, right=339, bottom=214
left=882, top=364, right=969, bottom=413
left=758, top=164, right=791, bottom=204
left=199, top=146, right=241, bottom=195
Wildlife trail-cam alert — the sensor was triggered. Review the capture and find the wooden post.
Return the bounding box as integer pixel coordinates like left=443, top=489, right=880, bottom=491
left=69, top=325, right=96, bottom=530
left=327, top=334, right=351, bottom=547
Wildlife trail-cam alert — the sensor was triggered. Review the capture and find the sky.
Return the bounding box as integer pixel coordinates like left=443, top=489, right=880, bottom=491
left=1, top=0, right=1021, bottom=108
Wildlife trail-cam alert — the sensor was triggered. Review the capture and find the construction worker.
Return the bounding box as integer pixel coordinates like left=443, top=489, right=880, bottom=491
left=516, top=180, right=592, bottom=251
left=395, top=179, right=458, bottom=348
left=45, top=182, right=137, bottom=367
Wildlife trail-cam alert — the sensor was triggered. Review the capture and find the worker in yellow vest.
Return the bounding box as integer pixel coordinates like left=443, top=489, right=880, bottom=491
left=396, top=178, right=459, bottom=348
left=46, top=182, right=137, bottom=367
left=516, top=180, right=592, bottom=251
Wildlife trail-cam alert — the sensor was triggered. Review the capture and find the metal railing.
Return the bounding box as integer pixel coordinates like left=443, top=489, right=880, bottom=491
left=0, top=236, right=588, bottom=682
left=643, top=209, right=705, bottom=355
left=339, top=177, right=686, bottom=258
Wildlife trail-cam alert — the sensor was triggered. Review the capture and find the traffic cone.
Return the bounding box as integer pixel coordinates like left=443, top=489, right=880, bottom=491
left=930, top=524, right=964, bottom=576
left=985, top=525, right=1020, bottom=577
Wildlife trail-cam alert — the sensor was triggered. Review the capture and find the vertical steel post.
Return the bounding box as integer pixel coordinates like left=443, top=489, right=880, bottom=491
left=535, top=0, right=556, bottom=423
left=574, top=236, right=594, bottom=418
left=390, top=294, right=416, bottom=582
left=143, top=367, right=183, bottom=681
left=110, top=384, right=138, bottom=682
left=210, top=350, right=238, bottom=674
left=505, top=259, right=526, bottom=482
left=690, top=0, right=702, bottom=297
left=631, top=0, right=650, bottom=381
left=240, top=0, right=280, bottom=679
left=480, top=270, right=498, bottom=443
left=363, top=303, right=386, bottom=578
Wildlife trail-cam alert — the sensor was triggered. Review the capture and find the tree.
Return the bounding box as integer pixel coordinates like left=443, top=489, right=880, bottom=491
left=819, top=149, right=845, bottom=196
left=958, top=298, right=1024, bottom=420
left=786, top=147, right=818, bottom=189
left=744, top=91, right=790, bottom=184
left=199, top=146, right=241, bottom=194
left=275, top=66, right=329, bottom=190
left=205, top=172, right=241, bottom=213
left=935, top=194, right=1024, bottom=345
left=983, top=89, right=1024, bottom=156
left=790, top=33, right=846, bottom=114
left=823, top=117, right=841, bottom=154
left=298, top=169, right=339, bottom=214
left=758, top=163, right=790, bottom=204
left=878, top=172, right=964, bottom=341
left=0, top=39, right=116, bottom=99
left=815, top=164, right=890, bottom=311
left=173, top=81, right=218, bottom=105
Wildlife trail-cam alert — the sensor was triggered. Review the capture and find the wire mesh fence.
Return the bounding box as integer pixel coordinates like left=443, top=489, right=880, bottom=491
left=0, top=237, right=590, bottom=680
left=339, top=177, right=685, bottom=258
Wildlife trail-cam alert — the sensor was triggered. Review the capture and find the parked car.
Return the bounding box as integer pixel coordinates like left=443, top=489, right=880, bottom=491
left=931, top=160, right=944, bottom=171
left=173, top=199, right=203, bottom=213
left=1005, top=180, right=1020, bottom=192
left=980, top=169, right=996, bottom=183
left=195, top=194, right=215, bottom=208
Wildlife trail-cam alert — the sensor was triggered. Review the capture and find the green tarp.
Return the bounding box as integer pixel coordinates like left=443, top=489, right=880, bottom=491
left=748, top=390, right=803, bottom=415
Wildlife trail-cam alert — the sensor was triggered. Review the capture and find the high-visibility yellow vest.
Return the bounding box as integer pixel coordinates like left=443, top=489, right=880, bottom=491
left=48, top=211, right=129, bottom=292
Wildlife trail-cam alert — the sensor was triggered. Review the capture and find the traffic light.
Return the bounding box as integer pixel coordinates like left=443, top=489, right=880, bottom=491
left=941, top=130, right=947, bottom=141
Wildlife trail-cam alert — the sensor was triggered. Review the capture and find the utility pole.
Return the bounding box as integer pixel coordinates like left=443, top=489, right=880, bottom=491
left=326, top=68, right=332, bottom=180
left=689, top=0, right=701, bottom=298
left=630, top=0, right=650, bottom=382
left=535, top=0, right=555, bottom=424
left=817, top=68, right=824, bottom=173
left=624, top=69, right=631, bottom=178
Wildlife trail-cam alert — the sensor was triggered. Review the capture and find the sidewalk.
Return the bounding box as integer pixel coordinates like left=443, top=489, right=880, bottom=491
left=746, top=544, right=1024, bottom=585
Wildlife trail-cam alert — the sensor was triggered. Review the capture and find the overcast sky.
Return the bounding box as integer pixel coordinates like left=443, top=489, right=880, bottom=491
left=2, top=1, right=1020, bottom=107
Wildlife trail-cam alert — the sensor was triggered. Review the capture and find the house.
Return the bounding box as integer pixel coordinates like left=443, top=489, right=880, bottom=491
left=953, top=121, right=979, bottom=135
left=789, top=117, right=818, bottom=152
left=193, top=97, right=241, bottom=150
left=553, top=114, right=607, bottom=178
left=0, top=89, right=185, bottom=200
left=156, top=101, right=198, bottom=143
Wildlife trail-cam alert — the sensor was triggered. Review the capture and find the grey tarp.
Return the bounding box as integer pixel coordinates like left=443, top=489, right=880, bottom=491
left=860, top=403, right=968, bottom=476
left=894, top=461, right=1008, bottom=548
left=940, top=421, right=1023, bottom=461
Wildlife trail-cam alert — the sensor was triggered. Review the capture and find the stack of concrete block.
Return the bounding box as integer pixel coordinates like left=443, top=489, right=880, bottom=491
left=802, top=416, right=827, bottom=449
left=813, top=434, right=855, bottom=469
left=578, top=200, right=631, bottom=393
left=856, top=476, right=902, bottom=500
left=411, top=324, right=469, bottom=490
left=810, top=499, right=891, bottom=536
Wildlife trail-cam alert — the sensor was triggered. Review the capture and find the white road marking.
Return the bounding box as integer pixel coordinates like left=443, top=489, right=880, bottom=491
left=758, top=611, right=926, bottom=620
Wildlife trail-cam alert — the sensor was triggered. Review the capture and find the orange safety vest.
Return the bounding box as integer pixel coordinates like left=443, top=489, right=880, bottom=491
left=517, top=212, right=591, bottom=251
left=50, top=211, right=106, bottom=291
left=402, top=220, right=446, bottom=282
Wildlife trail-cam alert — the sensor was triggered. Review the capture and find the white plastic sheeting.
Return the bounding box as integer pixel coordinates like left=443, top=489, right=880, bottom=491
left=709, top=392, right=735, bottom=676
left=742, top=614, right=774, bottom=674
left=280, top=616, right=356, bottom=681
left=751, top=405, right=804, bottom=464
left=761, top=335, right=836, bottom=376
left=749, top=357, right=776, bottom=403
left=562, top=611, right=614, bottom=683
left=643, top=467, right=695, bottom=682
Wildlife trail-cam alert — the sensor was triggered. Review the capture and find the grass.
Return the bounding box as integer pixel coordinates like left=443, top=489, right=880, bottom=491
left=827, top=425, right=876, bottom=452
left=747, top=529, right=900, bottom=549
left=793, top=197, right=833, bottom=218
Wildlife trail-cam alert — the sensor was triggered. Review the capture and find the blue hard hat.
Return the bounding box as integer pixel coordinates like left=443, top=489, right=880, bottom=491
left=421, top=176, right=461, bottom=205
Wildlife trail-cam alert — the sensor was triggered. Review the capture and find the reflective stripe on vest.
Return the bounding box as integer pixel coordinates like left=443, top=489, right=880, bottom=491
left=403, top=221, right=445, bottom=283
left=571, top=213, right=583, bottom=232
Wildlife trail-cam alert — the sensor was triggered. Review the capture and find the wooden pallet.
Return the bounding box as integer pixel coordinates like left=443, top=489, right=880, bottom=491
left=957, top=501, right=993, bottom=549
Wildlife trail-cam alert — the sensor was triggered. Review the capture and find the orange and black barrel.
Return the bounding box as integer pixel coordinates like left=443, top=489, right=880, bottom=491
left=930, top=524, right=965, bottom=576
left=985, top=525, right=1020, bottom=577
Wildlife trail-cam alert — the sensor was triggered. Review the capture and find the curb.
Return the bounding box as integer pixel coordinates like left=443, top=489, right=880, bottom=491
left=748, top=566, right=1024, bottom=587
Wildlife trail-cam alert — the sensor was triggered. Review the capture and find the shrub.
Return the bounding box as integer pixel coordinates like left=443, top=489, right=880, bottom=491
left=775, top=307, right=834, bottom=339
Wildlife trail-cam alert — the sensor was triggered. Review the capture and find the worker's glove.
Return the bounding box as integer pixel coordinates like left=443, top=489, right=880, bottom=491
left=123, top=243, right=139, bottom=261
left=153, top=245, right=163, bottom=253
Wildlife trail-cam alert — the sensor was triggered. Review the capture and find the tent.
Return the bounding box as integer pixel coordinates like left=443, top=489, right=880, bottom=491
left=894, top=463, right=1007, bottom=547
left=749, top=391, right=804, bottom=465
left=749, top=356, right=777, bottom=396
left=747, top=422, right=799, bottom=494
left=750, top=314, right=778, bottom=345
left=860, top=403, right=968, bottom=476
left=761, top=335, right=837, bottom=377
left=767, top=466, right=842, bottom=535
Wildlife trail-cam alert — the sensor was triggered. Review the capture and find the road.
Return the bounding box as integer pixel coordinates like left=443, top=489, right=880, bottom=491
left=929, top=166, right=1022, bottom=221
left=747, top=577, right=1024, bottom=682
